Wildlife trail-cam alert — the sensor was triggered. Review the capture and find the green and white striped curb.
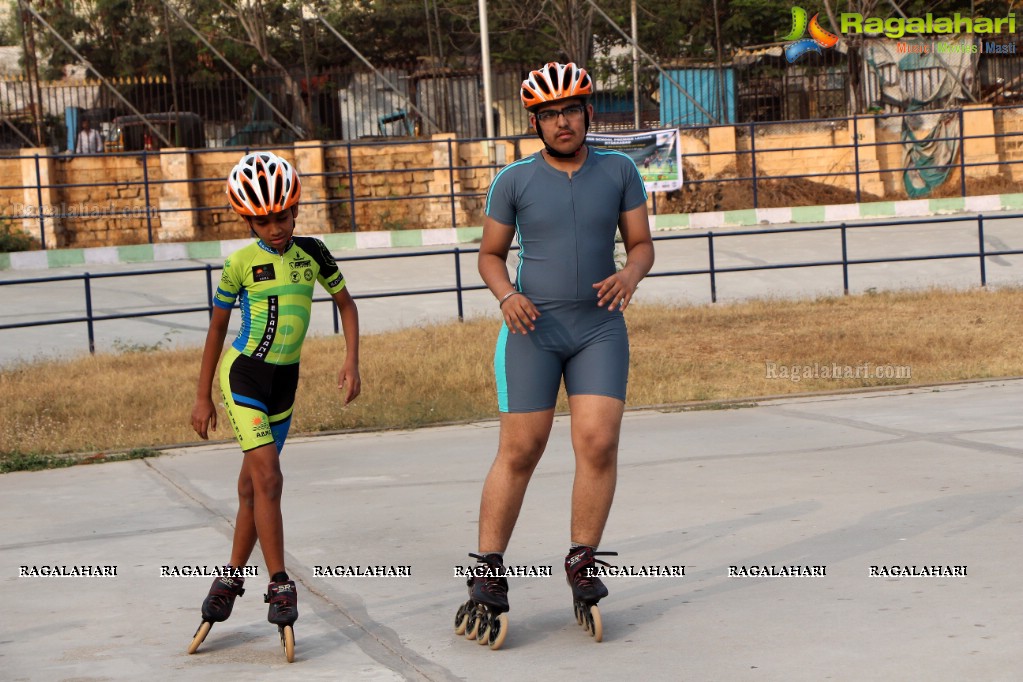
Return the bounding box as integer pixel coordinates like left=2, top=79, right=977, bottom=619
left=654, top=192, right=1023, bottom=231
left=0, top=226, right=486, bottom=271
left=4, top=192, right=1023, bottom=271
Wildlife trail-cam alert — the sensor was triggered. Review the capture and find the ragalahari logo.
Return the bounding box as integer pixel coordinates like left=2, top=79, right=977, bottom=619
left=783, top=7, right=840, bottom=62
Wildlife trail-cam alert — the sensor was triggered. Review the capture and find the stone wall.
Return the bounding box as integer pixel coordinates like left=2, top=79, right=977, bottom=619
left=869, top=105, right=1005, bottom=195
left=874, top=126, right=906, bottom=196
left=685, top=106, right=1005, bottom=199
left=52, top=153, right=162, bottom=247
left=3, top=110, right=1020, bottom=249
left=701, top=119, right=885, bottom=196
left=994, top=108, right=1023, bottom=182
left=189, top=149, right=252, bottom=241
left=321, top=135, right=518, bottom=232
left=0, top=154, right=24, bottom=228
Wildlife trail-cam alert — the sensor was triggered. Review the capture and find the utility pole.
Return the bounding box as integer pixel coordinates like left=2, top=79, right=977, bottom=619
left=17, top=0, right=44, bottom=146
left=162, top=0, right=181, bottom=145
left=712, top=0, right=725, bottom=120
left=631, top=0, right=639, bottom=129
left=300, top=11, right=313, bottom=137
left=479, top=0, right=496, bottom=172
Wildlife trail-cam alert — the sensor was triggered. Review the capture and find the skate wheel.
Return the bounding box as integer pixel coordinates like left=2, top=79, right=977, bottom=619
left=280, top=624, right=295, bottom=663
left=573, top=601, right=584, bottom=625
left=464, top=608, right=480, bottom=640
left=589, top=605, right=603, bottom=643
left=475, top=615, right=491, bottom=646
left=454, top=600, right=473, bottom=635
left=187, top=621, right=211, bottom=654
left=488, top=612, right=508, bottom=651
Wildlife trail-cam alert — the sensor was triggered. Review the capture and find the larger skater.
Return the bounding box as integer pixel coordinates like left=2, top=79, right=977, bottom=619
left=456, top=61, right=655, bottom=648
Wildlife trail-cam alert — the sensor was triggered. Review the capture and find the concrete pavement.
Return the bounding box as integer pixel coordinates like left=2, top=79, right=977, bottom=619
left=3, top=379, right=1022, bottom=680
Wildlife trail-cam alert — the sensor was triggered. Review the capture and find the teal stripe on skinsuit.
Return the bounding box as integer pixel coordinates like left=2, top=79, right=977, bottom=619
left=593, top=148, right=649, bottom=200
left=514, top=219, right=524, bottom=291
left=485, top=157, right=535, bottom=215
left=494, top=324, right=510, bottom=412
left=486, top=157, right=535, bottom=291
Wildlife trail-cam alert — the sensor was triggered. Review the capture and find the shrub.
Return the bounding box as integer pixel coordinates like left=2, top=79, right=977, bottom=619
left=0, top=221, right=40, bottom=252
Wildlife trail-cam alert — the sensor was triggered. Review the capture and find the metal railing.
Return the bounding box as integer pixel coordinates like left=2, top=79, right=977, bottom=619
left=6, top=47, right=1023, bottom=149
left=5, top=101, right=1023, bottom=249
left=677, top=104, right=1023, bottom=208
left=3, top=135, right=505, bottom=248
left=2, top=212, right=1022, bottom=355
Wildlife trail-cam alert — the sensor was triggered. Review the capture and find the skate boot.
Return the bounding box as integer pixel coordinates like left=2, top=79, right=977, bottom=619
left=265, top=579, right=298, bottom=662
left=453, top=552, right=509, bottom=650
left=565, top=546, right=618, bottom=642
left=201, top=575, right=246, bottom=622
left=187, top=573, right=245, bottom=654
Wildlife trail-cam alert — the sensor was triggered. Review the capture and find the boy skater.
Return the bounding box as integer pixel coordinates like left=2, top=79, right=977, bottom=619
left=456, top=62, right=654, bottom=648
left=189, top=151, right=360, bottom=652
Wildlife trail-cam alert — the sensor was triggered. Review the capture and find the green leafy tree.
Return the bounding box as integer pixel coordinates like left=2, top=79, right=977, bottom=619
left=33, top=0, right=177, bottom=79
left=440, top=0, right=597, bottom=65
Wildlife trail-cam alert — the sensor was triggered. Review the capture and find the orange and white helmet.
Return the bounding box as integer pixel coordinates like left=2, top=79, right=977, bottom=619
left=226, top=151, right=301, bottom=216
left=520, top=62, right=593, bottom=111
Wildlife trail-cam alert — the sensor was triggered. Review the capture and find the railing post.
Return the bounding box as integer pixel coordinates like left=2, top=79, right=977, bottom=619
left=141, top=149, right=154, bottom=243
left=852, top=115, right=862, bottom=204
left=748, top=121, right=758, bottom=209
left=840, top=222, right=850, bottom=295
left=346, top=142, right=357, bottom=231
left=958, top=108, right=967, bottom=198
left=204, top=264, right=214, bottom=319
left=84, top=272, right=95, bottom=354
left=454, top=247, right=465, bottom=320
left=33, top=154, right=46, bottom=249
left=707, top=232, right=717, bottom=303
left=448, top=138, right=457, bottom=228
left=978, top=214, right=987, bottom=287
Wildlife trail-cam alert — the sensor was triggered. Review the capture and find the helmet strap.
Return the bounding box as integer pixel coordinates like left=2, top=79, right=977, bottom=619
left=534, top=108, right=591, bottom=159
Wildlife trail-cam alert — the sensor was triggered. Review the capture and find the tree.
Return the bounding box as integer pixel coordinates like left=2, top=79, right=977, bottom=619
left=32, top=0, right=155, bottom=79
left=28, top=0, right=236, bottom=80
left=217, top=1, right=313, bottom=135
left=440, top=0, right=597, bottom=65
left=319, top=0, right=445, bottom=63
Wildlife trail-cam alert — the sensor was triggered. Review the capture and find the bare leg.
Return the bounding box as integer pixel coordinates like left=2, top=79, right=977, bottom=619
left=478, top=409, right=555, bottom=553
left=231, top=443, right=285, bottom=576
left=228, top=456, right=259, bottom=569
left=567, top=395, right=625, bottom=547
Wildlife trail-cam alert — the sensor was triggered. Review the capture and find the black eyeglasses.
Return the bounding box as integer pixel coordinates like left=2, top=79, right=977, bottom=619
left=536, top=104, right=586, bottom=124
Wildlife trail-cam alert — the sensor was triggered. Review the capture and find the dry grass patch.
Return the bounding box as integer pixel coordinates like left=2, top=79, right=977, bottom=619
left=2, top=287, right=1021, bottom=460
left=627, top=288, right=1023, bottom=403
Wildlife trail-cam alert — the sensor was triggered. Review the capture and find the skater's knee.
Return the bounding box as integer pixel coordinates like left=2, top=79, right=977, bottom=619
left=244, top=448, right=283, bottom=500
left=496, top=431, right=548, bottom=471
left=496, top=442, right=545, bottom=474
left=237, top=477, right=255, bottom=507
left=575, top=431, right=619, bottom=470
left=251, top=468, right=283, bottom=500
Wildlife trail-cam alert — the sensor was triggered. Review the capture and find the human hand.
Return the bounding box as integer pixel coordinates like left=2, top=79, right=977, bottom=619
left=191, top=397, right=217, bottom=440
left=338, top=362, right=361, bottom=405
left=500, top=292, right=540, bottom=334
left=593, top=270, right=640, bottom=312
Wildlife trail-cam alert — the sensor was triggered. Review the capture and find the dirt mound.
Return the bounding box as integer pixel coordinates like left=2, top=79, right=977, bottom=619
left=658, top=161, right=883, bottom=214
left=656, top=159, right=1020, bottom=214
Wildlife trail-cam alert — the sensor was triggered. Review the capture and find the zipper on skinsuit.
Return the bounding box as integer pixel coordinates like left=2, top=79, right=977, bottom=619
left=273, top=245, right=290, bottom=365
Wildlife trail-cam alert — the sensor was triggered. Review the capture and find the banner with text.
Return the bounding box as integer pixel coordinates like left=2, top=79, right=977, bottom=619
left=587, top=128, right=682, bottom=193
